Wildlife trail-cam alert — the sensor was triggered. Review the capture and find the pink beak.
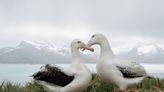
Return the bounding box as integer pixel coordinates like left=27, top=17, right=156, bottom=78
left=82, top=44, right=94, bottom=52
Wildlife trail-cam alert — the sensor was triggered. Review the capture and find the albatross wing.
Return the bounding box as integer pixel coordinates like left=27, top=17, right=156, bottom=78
left=115, top=59, right=148, bottom=78
left=116, top=66, right=143, bottom=78
left=33, top=64, right=74, bottom=87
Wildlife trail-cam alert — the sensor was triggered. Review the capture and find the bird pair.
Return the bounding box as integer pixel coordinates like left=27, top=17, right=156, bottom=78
left=32, top=34, right=149, bottom=92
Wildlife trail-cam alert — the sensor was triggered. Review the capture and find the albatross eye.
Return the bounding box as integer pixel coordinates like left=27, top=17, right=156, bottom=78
left=92, top=35, right=95, bottom=38
left=77, top=41, right=81, bottom=43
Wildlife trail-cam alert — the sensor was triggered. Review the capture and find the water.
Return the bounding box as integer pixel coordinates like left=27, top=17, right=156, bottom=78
left=0, top=64, right=164, bottom=85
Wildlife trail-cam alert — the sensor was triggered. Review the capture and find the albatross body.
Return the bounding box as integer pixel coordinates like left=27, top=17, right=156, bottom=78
left=32, top=39, right=94, bottom=92
left=86, top=34, right=149, bottom=91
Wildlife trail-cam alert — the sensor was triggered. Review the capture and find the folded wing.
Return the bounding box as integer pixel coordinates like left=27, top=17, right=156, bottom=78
left=33, top=64, right=74, bottom=87
left=114, top=59, right=148, bottom=78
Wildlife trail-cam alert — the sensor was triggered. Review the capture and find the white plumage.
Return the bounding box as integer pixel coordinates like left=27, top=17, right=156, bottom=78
left=32, top=39, right=94, bottom=92
left=86, top=34, right=149, bottom=91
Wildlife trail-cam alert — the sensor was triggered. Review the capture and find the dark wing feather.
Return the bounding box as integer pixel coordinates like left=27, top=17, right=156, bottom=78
left=33, top=64, right=74, bottom=87
left=116, top=66, right=143, bottom=78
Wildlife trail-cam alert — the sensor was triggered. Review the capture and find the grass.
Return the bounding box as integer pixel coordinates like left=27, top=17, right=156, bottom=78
left=0, top=75, right=164, bottom=92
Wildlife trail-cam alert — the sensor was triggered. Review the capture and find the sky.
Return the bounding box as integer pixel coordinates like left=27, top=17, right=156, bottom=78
left=0, top=0, right=164, bottom=48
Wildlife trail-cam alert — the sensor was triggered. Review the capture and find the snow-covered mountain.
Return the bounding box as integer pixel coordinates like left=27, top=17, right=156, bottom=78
left=0, top=41, right=164, bottom=64
left=0, top=41, right=71, bottom=64
left=114, top=43, right=164, bottom=64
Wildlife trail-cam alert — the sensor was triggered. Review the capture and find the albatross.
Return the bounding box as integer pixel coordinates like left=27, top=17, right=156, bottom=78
left=84, top=33, right=150, bottom=91
left=32, top=39, right=94, bottom=92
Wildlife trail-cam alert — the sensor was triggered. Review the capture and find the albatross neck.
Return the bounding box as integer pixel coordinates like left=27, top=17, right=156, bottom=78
left=99, top=38, right=115, bottom=59
left=71, top=47, right=82, bottom=63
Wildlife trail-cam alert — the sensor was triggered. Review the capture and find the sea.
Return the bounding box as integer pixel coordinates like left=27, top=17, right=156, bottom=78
left=0, top=64, right=164, bottom=85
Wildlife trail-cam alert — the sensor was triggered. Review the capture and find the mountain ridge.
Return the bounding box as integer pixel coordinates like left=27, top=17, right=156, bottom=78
left=0, top=41, right=164, bottom=64
left=114, top=43, right=164, bottom=64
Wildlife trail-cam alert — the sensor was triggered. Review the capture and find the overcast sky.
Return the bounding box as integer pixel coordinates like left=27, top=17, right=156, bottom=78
left=0, top=0, right=164, bottom=48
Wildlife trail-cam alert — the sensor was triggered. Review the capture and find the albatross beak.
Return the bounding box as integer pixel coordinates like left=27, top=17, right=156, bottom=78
left=82, top=44, right=94, bottom=52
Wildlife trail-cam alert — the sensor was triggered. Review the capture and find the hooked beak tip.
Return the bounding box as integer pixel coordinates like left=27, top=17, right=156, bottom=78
left=90, top=48, right=94, bottom=52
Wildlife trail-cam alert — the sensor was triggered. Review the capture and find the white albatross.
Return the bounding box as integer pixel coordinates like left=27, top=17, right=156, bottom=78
left=32, top=39, right=94, bottom=92
left=84, top=34, right=150, bottom=91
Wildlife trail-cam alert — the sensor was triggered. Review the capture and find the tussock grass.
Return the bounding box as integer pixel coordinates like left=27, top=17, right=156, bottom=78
left=0, top=81, right=45, bottom=92
left=0, top=75, right=164, bottom=92
left=137, top=77, right=164, bottom=92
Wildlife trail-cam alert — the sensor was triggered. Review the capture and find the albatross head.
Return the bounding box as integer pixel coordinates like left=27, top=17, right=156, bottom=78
left=87, top=33, right=106, bottom=46
left=71, top=39, right=94, bottom=52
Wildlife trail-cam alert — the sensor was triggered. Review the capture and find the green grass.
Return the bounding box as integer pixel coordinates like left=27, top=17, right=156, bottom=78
left=0, top=75, right=164, bottom=92
left=0, top=81, right=45, bottom=92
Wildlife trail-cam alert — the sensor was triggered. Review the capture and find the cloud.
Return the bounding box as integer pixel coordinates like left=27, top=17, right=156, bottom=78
left=0, top=23, right=93, bottom=48
left=0, top=0, right=164, bottom=48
